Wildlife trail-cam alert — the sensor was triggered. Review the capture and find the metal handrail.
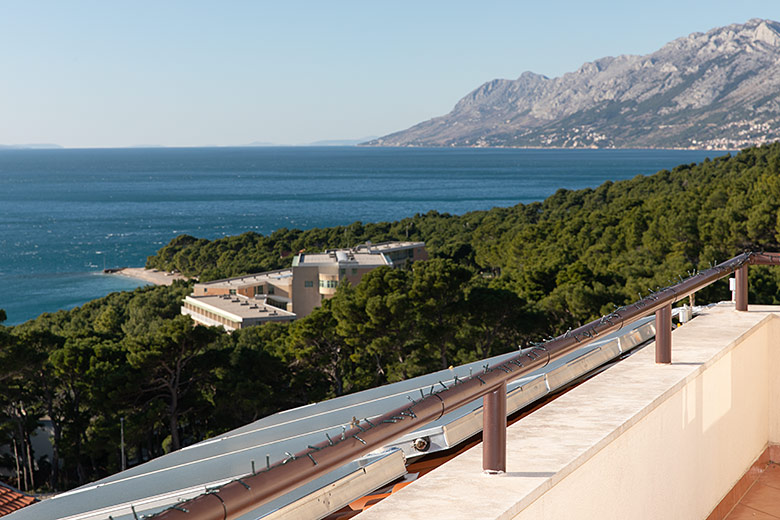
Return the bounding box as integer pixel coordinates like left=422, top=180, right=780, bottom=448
left=152, top=251, right=780, bottom=520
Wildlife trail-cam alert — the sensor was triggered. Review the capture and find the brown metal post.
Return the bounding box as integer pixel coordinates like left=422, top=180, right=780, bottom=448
left=655, top=303, right=672, bottom=364
left=152, top=253, right=763, bottom=520
left=735, top=265, right=748, bottom=311
left=483, top=381, right=507, bottom=473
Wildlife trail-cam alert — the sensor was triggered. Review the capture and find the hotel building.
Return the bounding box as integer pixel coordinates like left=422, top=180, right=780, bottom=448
left=181, top=241, right=427, bottom=331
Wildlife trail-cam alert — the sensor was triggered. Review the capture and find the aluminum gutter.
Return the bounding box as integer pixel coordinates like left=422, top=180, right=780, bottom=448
left=385, top=315, right=657, bottom=458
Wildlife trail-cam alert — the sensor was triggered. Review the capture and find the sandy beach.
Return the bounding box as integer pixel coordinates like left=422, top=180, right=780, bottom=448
left=107, top=267, right=189, bottom=286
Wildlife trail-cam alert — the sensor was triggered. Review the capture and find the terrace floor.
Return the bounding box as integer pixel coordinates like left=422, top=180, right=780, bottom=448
left=724, top=462, right=780, bottom=519
left=357, top=305, right=780, bottom=520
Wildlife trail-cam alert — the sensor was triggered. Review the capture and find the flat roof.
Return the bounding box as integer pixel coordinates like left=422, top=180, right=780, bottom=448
left=356, top=241, right=425, bottom=253
left=10, top=350, right=531, bottom=520
left=6, top=300, right=666, bottom=520
left=195, top=269, right=293, bottom=290
left=184, top=295, right=295, bottom=321
left=295, top=252, right=391, bottom=267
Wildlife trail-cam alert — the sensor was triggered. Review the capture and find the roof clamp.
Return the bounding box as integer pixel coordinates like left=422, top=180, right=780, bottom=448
left=131, top=505, right=140, bottom=520
left=438, top=380, right=448, bottom=390
left=341, top=426, right=346, bottom=441
left=266, top=454, right=271, bottom=470
left=306, top=453, right=318, bottom=466
left=353, top=434, right=367, bottom=445
left=251, top=459, right=256, bottom=475
left=283, top=451, right=296, bottom=464
left=399, top=408, right=417, bottom=419
left=325, top=433, right=335, bottom=445
left=236, top=478, right=251, bottom=490
left=364, top=418, right=376, bottom=428
left=476, top=375, right=487, bottom=385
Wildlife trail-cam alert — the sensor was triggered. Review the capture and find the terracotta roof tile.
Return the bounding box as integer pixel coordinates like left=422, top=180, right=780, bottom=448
left=0, top=481, right=37, bottom=517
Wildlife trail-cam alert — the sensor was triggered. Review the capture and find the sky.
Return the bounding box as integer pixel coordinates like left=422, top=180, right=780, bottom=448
left=2, top=1, right=780, bottom=148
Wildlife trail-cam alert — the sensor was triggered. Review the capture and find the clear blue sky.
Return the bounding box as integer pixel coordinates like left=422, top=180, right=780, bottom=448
left=2, top=1, right=779, bottom=147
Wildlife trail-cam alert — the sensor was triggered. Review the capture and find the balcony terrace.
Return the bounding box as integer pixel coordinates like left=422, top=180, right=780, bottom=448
left=358, top=303, right=780, bottom=519
left=146, top=253, right=780, bottom=520
left=9, top=254, right=780, bottom=520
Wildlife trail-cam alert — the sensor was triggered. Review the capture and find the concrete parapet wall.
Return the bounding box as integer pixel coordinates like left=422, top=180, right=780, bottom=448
left=358, top=305, right=780, bottom=520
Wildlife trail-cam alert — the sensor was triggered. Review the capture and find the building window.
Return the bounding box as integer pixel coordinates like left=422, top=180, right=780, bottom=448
left=339, top=268, right=346, bottom=275
left=268, top=285, right=275, bottom=295
left=229, top=289, right=236, bottom=295
left=351, top=268, right=358, bottom=275
left=204, top=288, right=208, bottom=293
left=268, top=299, right=287, bottom=311
left=304, top=280, right=314, bottom=288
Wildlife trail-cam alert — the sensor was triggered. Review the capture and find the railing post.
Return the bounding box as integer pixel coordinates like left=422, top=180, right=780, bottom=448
left=735, top=265, right=748, bottom=311
left=483, top=381, right=507, bottom=474
left=655, top=303, right=672, bottom=364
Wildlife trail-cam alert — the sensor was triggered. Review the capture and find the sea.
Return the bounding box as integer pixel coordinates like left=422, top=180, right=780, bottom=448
left=0, top=146, right=724, bottom=325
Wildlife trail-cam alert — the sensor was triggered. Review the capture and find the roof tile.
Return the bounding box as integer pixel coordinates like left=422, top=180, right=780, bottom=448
left=0, top=481, right=37, bottom=517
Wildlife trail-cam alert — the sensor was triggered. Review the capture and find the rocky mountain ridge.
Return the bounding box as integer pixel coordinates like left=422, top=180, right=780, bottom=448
left=367, top=19, right=780, bottom=149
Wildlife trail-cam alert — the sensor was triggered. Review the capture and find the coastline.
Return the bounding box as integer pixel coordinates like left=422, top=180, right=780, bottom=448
left=2, top=147, right=716, bottom=326
left=357, top=144, right=741, bottom=152
left=105, top=267, right=189, bottom=286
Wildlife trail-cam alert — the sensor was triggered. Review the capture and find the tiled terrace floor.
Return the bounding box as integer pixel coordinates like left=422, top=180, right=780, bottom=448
left=725, top=463, right=780, bottom=519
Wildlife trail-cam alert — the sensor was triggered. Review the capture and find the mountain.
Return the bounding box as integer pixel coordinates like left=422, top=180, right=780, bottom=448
left=366, top=19, right=780, bottom=150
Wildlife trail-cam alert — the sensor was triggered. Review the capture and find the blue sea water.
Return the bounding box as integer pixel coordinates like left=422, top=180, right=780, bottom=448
left=0, top=146, right=723, bottom=325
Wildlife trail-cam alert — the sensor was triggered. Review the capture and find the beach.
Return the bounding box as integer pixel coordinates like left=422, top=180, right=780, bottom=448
left=1, top=147, right=717, bottom=325
left=107, top=267, right=189, bottom=286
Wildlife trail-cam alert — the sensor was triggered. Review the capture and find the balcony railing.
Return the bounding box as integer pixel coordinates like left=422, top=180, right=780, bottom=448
left=151, top=251, right=780, bottom=520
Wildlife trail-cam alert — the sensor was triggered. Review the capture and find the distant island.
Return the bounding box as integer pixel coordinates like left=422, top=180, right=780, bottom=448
left=307, top=137, right=378, bottom=146
left=0, top=143, right=62, bottom=149
left=244, top=141, right=279, bottom=147
left=366, top=19, right=780, bottom=150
